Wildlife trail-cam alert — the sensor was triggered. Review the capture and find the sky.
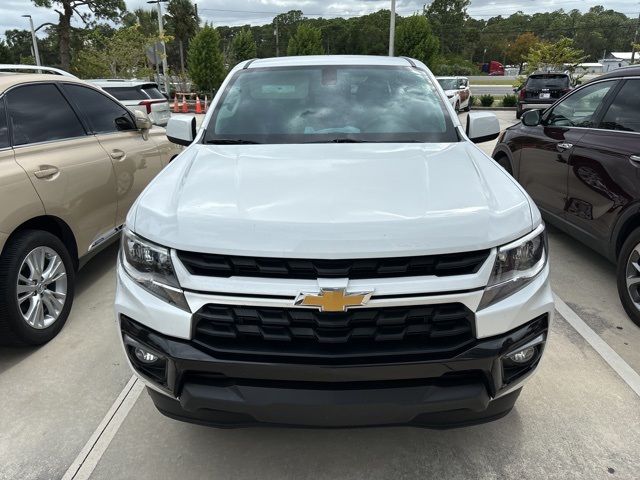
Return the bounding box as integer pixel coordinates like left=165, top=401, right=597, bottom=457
left=1, top=0, right=638, bottom=39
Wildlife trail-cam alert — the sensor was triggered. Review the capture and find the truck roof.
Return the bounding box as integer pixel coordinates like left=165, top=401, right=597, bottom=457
left=245, top=55, right=418, bottom=69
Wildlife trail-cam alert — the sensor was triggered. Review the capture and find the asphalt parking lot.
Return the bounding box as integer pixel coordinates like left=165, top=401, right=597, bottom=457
left=1, top=110, right=639, bottom=480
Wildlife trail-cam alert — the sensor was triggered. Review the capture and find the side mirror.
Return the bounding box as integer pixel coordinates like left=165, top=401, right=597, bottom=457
left=522, top=109, right=542, bottom=127
left=466, top=111, right=500, bottom=143
left=133, top=110, right=152, bottom=131
left=167, top=114, right=196, bottom=146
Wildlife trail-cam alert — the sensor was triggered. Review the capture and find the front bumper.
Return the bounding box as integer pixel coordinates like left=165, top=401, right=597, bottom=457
left=115, top=248, right=553, bottom=428
left=118, top=314, right=548, bottom=428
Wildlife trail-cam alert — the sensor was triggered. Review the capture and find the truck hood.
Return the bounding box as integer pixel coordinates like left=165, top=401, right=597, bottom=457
left=131, top=142, right=534, bottom=258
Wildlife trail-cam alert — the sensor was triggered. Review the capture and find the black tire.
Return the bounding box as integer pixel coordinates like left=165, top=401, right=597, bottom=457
left=516, top=107, right=522, bottom=119
left=616, top=228, right=640, bottom=328
left=493, top=154, right=513, bottom=176
left=455, top=101, right=460, bottom=113
left=463, top=102, right=471, bottom=112
left=0, top=230, right=75, bottom=346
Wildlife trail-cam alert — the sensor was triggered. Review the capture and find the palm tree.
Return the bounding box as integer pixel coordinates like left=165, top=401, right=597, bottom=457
left=165, top=0, right=199, bottom=73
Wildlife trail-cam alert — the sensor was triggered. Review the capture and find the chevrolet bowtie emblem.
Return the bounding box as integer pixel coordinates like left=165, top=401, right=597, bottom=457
left=295, top=288, right=374, bottom=312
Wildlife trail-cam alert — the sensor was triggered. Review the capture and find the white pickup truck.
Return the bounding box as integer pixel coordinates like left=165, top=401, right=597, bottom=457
left=115, top=55, right=553, bottom=428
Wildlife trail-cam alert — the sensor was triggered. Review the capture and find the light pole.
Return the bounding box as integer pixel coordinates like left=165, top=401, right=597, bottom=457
left=147, top=0, right=170, bottom=95
left=389, top=0, right=396, bottom=56
left=22, top=15, right=41, bottom=67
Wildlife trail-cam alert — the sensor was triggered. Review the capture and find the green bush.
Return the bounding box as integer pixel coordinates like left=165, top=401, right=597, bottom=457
left=431, top=55, right=479, bottom=76
left=479, top=94, right=494, bottom=107
left=502, top=94, right=517, bottom=107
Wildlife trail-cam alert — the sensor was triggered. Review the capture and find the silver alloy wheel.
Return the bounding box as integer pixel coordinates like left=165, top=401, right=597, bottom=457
left=16, top=246, right=67, bottom=329
left=625, top=243, right=640, bottom=310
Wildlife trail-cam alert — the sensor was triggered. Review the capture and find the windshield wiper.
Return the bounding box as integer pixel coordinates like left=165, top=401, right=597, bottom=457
left=305, top=138, right=370, bottom=143
left=205, top=139, right=262, bottom=145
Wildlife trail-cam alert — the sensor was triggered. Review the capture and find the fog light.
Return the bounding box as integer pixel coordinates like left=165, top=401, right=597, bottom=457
left=134, top=347, right=159, bottom=364
left=507, top=346, right=536, bottom=364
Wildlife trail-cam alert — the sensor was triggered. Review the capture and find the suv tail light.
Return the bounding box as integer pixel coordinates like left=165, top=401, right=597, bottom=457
left=138, top=99, right=165, bottom=114
left=519, top=89, right=526, bottom=100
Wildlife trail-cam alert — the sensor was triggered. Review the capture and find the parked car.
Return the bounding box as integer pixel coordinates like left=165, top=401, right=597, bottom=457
left=89, top=80, right=171, bottom=126
left=0, top=73, right=181, bottom=345
left=515, top=72, right=572, bottom=119
left=0, top=64, right=77, bottom=77
left=116, top=55, right=553, bottom=429
left=492, top=66, right=640, bottom=326
left=436, top=76, right=471, bottom=112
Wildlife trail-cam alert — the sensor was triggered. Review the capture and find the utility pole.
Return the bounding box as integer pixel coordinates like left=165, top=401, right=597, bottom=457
left=632, top=12, right=640, bottom=64
left=389, top=0, right=396, bottom=56
left=148, top=0, right=170, bottom=95
left=22, top=15, right=41, bottom=67
left=275, top=19, right=279, bottom=57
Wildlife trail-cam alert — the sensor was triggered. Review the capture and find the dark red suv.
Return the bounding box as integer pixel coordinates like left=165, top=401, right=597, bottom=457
left=492, top=66, right=640, bottom=326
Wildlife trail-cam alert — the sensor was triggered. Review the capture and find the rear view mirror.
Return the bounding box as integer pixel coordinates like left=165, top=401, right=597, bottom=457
left=466, top=111, right=500, bottom=143
left=167, top=115, right=197, bottom=146
left=522, top=110, right=542, bottom=127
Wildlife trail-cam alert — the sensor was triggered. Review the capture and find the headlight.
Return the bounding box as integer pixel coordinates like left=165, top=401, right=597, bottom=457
left=120, top=229, right=190, bottom=311
left=478, top=224, right=547, bottom=309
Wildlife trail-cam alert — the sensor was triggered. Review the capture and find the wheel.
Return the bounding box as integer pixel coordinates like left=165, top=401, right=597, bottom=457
left=493, top=154, right=513, bottom=175
left=617, top=228, right=640, bottom=327
left=0, top=230, right=75, bottom=345
left=516, top=106, right=522, bottom=119
left=463, top=101, right=471, bottom=112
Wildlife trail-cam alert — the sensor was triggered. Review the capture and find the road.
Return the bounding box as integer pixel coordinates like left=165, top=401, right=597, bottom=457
left=1, top=111, right=639, bottom=480
left=471, top=84, right=515, bottom=96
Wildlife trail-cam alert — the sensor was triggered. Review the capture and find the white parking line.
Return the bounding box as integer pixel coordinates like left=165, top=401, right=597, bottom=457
left=554, top=293, right=640, bottom=397
left=62, top=375, right=144, bottom=480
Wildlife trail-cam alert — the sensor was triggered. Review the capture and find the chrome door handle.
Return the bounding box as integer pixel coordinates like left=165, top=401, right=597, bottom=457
left=110, top=150, right=126, bottom=161
left=34, top=167, right=59, bottom=179
left=630, top=155, right=640, bottom=163
left=556, top=142, right=573, bottom=152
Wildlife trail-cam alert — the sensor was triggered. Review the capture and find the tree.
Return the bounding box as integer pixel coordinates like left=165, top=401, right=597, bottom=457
left=231, top=29, right=257, bottom=65
left=508, top=32, right=540, bottom=73
left=396, top=16, right=439, bottom=67
left=165, top=0, right=199, bottom=73
left=73, top=25, right=154, bottom=78
left=31, top=0, right=125, bottom=71
left=524, top=37, right=587, bottom=83
left=188, top=24, right=225, bottom=93
left=287, top=24, right=324, bottom=56
left=425, top=0, right=470, bottom=56
left=0, top=41, right=11, bottom=63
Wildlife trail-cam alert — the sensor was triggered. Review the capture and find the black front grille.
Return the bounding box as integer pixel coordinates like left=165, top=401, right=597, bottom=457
left=193, top=303, right=475, bottom=363
left=177, top=250, right=490, bottom=280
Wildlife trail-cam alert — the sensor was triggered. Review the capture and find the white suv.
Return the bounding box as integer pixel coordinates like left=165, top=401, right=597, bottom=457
left=89, top=80, right=171, bottom=126
left=115, top=56, right=553, bottom=428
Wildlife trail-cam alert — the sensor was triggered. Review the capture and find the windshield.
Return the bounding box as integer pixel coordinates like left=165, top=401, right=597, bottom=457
left=526, top=75, right=570, bottom=89
left=204, top=66, right=457, bottom=144
left=437, top=78, right=458, bottom=90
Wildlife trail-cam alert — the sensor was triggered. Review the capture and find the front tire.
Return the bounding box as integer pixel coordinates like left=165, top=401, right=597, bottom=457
left=0, top=230, right=75, bottom=345
left=617, top=229, right=640, bottom=327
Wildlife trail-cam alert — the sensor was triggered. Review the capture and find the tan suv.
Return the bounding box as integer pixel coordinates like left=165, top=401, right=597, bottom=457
left=0, top=74, right=182, bottom=345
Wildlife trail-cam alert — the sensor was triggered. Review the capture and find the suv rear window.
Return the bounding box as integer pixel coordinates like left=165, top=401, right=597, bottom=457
left=526, top=75, right=570, bottom=89
left=103, top=86, right=147, bottom=101
left=141, top=85, right=166, bottom=99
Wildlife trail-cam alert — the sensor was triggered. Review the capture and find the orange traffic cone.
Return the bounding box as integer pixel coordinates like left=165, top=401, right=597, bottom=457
left=203, top=95, right=208, bottom=113
left=195, top=95, right=203, bottom=114
left=182, top=94, right=188, bottom=113
left=173, top=94, right=179, bottom=113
